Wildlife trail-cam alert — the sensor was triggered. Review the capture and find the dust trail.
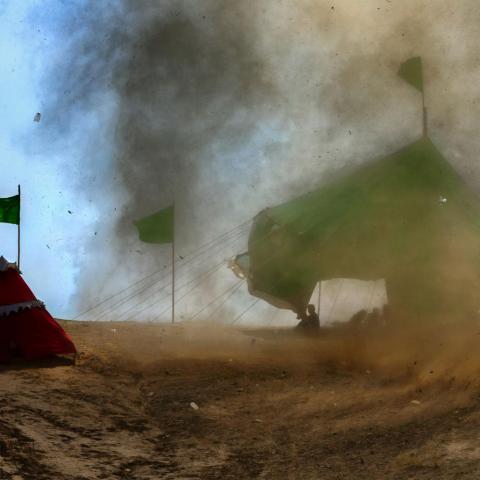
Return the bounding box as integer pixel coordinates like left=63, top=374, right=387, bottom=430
left=70, top=316, right=480, bottom=390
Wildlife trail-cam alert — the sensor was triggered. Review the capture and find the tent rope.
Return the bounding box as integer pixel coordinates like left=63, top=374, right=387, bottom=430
left=204, top=281, right=246, bottom=321
left=122, top=256, right=238, bottom=322
left=190, top=279, right=244, bottom=321
left=232, top=299, right=260, bottom=325
left=100, top=234, right=245, bottom=321
left=75, top=220, right=250, bottom=320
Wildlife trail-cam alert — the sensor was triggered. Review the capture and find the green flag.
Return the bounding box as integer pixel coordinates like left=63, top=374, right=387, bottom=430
left=0, top=195, right=20, bottom=225
left=398, top=57, right=424, bottom=93
left=134, top=205, right=174, bottom=244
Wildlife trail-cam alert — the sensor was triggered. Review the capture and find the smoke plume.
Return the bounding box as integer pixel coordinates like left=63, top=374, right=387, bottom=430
left=28, top=0, right=480, bottom=320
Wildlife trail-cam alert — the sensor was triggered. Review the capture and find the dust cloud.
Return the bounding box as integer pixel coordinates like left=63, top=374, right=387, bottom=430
left=33, top=0, right=480, bottom=320
left=71, top=316, right=480, bottom=391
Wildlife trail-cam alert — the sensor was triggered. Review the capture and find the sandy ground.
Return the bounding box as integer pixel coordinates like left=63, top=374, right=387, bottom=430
left=2, top=319, right=480, bottom=479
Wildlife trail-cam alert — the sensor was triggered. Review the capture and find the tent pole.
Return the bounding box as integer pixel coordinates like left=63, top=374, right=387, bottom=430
left=17, top=184, right=21, bottom=271
left=171, top=204, right=175, bottom=324
left=317, top=281, right=321, bottom=327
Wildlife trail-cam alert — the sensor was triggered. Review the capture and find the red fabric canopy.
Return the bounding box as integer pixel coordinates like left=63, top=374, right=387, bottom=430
left=0, top=268, right=76, bottom=362
left=0, top=268, right=36, bottom=305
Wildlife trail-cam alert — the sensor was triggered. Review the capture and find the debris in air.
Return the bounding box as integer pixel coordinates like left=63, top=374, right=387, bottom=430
left=190, top=402, right=199, bottom=410
left=33, top=112, right=41, bottom=122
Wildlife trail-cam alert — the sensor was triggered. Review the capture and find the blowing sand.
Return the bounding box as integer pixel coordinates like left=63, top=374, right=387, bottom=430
left=2, top=318, right=480, bottom=479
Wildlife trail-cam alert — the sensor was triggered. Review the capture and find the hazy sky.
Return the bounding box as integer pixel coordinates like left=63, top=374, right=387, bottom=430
left=1, top=0, right=479, bottom=324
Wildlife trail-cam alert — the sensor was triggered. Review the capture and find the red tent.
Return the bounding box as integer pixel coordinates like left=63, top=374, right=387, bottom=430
left=0, top=257, right=76, bottom=362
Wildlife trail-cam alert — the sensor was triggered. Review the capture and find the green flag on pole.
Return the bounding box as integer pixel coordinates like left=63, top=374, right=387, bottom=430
left=134, top=204, right=176, bottom=323
left=0, top=195, right=20, bottom=225
left=134, top=205, right=174, bottom=244
left=398, top=56, right=424, bottom=93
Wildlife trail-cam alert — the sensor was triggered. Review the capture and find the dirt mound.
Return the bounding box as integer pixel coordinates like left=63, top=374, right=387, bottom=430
left=1, top=319, right=480, bottom=479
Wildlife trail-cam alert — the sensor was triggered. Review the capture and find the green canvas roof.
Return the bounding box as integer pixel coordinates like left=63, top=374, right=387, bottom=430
left=235, top=137, right=480, bottom=317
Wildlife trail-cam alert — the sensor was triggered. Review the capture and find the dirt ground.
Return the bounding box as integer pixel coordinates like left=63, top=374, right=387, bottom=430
left=2, top=319, right=480, bottom=479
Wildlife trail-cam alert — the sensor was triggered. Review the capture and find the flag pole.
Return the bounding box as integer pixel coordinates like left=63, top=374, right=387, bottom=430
left=17, top=184, right=21, bottom=271
left=171, top=203, right=175, bottom=324
left=422, top=90, right=428, bottom=137
left=422, top=59, right=427, bottom=137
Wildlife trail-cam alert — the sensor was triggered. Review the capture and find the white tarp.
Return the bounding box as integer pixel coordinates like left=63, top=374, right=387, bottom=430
left=309, top=278, right=388, bottom=326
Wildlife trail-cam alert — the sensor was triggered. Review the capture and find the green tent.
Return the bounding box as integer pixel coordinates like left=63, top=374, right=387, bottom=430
left=233, top=137, right=480, bottom=318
